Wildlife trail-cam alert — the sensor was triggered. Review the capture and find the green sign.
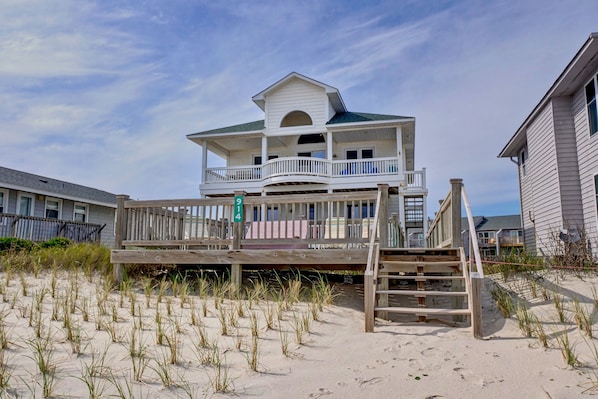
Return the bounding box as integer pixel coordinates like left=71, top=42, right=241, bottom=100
left=233, top=195, right=244, bottom=222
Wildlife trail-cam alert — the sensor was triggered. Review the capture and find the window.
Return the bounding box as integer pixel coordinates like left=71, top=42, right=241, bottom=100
left=586, top=76, right=598, bottom=136
left=346, top=148, right=374, bottom=159
left=0, top=189, right=7, bottom=213
left=280, top=111, right=312, bottom=127
left=253, top=155, right=278, bottom=165
left=17, top=193, right=34, bottom=216
left=347, top=203, right=374, bottom=219
left=45, top=198, right=61, bottom=219
left=519, top=148, right=527, bottom=177
left=478, top=231, right=495, bottom=245
left=74, top=203, right=87, bottom=222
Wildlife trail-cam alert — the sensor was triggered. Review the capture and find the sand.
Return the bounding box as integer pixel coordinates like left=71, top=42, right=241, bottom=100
left=0, top=269, right=596, bottom=398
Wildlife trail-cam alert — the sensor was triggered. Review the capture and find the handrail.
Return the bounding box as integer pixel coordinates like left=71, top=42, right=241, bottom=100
left=365, top=188, right=383, bottom=274
left=461, top=187, right=484, bottom=278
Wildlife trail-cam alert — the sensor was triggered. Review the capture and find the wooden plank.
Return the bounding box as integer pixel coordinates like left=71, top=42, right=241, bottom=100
left=364, top=273, right=374, bottom=332
left=111, top=249, right=369, bottom=265
left=123, top=239, right=232, bottom=247
left=378, top=275, right=465, bottom=281
left=376, top=290, right=468, bottom=296
left=374, top=307, right=471, bottom=316
left=378, top=263, right=461, bottom=273
left=378, top=260, right=461, bottom=267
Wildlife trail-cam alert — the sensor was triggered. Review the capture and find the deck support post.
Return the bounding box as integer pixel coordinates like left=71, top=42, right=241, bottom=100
left=364, top=271, right=374, bottom=332
left=376, top=184, right=389, bottom=321
left=113, top=194, right=130, bottom=285
left=471, top=272, right=483, bottom=338
left=450, top=179, right=464, bottom=321
left=231, top=190, right=246, bottom=287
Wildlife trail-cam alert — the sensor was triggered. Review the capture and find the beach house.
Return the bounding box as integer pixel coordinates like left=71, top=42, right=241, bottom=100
left=499, top=33, right=598, bottom=259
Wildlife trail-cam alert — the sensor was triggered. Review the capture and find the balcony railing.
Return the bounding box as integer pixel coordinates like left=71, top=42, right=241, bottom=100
left=0, top=213, right=105, bottom=243
left=499, top=236, right=523, bottom=246
left=204, top=157, right=426, bottom=190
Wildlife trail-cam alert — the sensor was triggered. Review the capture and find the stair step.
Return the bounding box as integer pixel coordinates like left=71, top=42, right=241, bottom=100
left=379, top=260, right=461, bottom=267
left=379, top=275, right=465, bottom=281
left=374, top=307, right=471, bottom=316
left=376, top=290, right=468, bottom=297
left=378, top=262, right=461, bottom=273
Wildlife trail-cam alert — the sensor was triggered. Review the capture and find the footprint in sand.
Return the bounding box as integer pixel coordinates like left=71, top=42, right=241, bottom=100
left=308, top=388, right=333, bottom=398
left=408, top=358, right=424, bottom=370
left=421, top=347, right=440, bottom=356
left=425, top=396, right=446, bottom=399
left=453, top=367, right=485, bottom=386
left=354, top=377, right=382, bottom=388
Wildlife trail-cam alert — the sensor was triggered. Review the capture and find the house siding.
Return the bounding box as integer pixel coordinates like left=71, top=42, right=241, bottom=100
left=265, top=78, right=327, bottom=132
left=552, top=97, right=584, bottom=228
left=521, top=102, right=562, bottom=255
left=573, top=81, right=598, bottom=257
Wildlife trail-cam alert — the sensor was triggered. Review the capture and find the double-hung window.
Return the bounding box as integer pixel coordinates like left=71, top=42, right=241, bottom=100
left=585, top=75, right=598, bottom=136
left=0, top=189, right=7, bottom=214
left=520, top=148, right=527, bottom=177
left=45, top=198, right=61, bottom=219
left=74, top=203, right=87, bottom=223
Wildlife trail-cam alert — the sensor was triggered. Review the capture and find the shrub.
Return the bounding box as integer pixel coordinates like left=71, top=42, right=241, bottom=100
left=39, top=237, right=72, bottom=249
left=0, top=237, right=34, bottom=253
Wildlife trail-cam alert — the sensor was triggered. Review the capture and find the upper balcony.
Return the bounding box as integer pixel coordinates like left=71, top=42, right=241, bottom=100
left=201, top=156, right=426, bottom=196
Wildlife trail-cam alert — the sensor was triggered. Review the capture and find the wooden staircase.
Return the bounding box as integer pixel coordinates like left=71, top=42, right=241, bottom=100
left=367, top=247, right=472, bottom=326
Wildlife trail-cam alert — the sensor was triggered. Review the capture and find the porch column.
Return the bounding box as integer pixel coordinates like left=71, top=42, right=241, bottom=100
left=422, top=181, right=428, bottom=248
left=396, top=126, right=404, bottom=178
left=201, top=141, right=208, bottom=185
left=327, top=131, right=333, bottom=179
left=261, top=135, right=268, bottom=164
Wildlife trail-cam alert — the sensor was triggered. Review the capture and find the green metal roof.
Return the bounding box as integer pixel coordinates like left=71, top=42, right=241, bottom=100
left=327, top=112, right=412, bottom=125
left=188, top=120, right=265, bottom=137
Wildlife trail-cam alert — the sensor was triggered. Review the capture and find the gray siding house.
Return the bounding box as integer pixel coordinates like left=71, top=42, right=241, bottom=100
left=461, top=215, right=523, bottom=259
left=499, top=33, right=598, bottom=259
left=0, top=166, right=117, bottom=247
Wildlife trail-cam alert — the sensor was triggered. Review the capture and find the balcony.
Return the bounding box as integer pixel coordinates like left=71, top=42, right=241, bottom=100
left=203, top=157, right=426, bottom=193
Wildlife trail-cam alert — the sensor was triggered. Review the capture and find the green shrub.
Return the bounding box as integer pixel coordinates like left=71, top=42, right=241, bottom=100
left=39, top=237, right=72, bottom=249
left=0, top=237, right=35, bottom=253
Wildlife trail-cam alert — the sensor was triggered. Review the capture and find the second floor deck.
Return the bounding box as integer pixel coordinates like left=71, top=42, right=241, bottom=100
left=201, top=156, right=426, bottom=196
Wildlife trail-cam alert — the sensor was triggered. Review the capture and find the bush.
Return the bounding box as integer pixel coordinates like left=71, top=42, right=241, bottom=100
left=39, top=237, right=72, bottom=249
left=0, top=237, right=35, bottom=253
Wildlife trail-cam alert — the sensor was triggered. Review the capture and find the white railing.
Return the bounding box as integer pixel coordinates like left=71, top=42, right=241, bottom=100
left=404, top=170, right=426, bottom=190
left=332, top=157, right=398, bottom=177
left=204, top=157, right=429, bottom=189
left=263, top=157, right=330, bottom=178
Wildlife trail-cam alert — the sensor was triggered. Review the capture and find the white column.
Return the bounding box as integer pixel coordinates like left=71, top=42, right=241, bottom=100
left=201, top=141, right=208, bottom=185
left=422, top=191, right=428, bottom=248
left=396, top=126, right=404, bottom=176
left=261, top=135, right=268, bottom=163
left=327, top=131, right=333, bottom=160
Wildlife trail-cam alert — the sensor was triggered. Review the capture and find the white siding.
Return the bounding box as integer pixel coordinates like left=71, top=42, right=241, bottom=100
left=573, top=83, right=598, bottom=257
left=521, top=102, right=562, bottom=256
left=265, top=78, right=327, bottom=133
left=552, top=97, right=584, bottom=227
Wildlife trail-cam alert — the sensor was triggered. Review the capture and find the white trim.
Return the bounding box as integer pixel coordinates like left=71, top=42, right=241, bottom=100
left=74, top=202, right=89, bottom=223
left=0, top=188, right=8, bottom=214
left=44, top=197, right=62, bottom=219
left=16, top=192, right=34, bottom=216
left=594, top=173, right=598, bottom=236
left=326, top=118, right=415, bottom=131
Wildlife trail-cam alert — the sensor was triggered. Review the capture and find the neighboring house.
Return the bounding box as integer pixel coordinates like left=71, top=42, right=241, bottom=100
left=186, top=72, right=428, bottom=242
left=461, top=215, right=523, bottom=259
left=499, top=33, right=598, bottom=259
left=0, top=166, right=117, bottom=247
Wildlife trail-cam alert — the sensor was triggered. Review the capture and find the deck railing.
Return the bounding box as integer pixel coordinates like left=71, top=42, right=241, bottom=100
left=115, top=187, right=402, bottom=251
left=426, top=178, right=484, bottom=338
left=204, top=157, right=426, bottom=190
left=0, top=213, right=105, bottom=243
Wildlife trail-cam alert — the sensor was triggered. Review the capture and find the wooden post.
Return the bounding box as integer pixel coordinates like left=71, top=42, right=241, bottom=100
left=471, top=272, right=483, bottom=338
left=450, top=179, right=464, bottom=321
left=364, top=272, right=374, bottom=332
left=376, top=184, right=389, bottom=320
left=113, top=194, right=130, bottom=284
left=231, top=190, right=246, bottom=287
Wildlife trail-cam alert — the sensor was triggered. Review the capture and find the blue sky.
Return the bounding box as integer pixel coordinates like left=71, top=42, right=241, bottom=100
left=2, top=0, right=597, bottom=217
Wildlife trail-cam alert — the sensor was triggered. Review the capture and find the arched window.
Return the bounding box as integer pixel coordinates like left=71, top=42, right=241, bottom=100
left=280, top=111, right=313, bottom=127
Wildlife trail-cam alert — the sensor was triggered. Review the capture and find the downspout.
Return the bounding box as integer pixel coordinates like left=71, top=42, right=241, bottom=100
left=495, top=229, right=502, bottom=257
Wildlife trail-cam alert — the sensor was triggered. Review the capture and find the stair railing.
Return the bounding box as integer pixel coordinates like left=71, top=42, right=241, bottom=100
left=364, top=186, right=383, bottom=332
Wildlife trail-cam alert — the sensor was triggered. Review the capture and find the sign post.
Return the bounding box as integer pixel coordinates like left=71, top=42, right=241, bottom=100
left=233, top=195, right=244, bottom=223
